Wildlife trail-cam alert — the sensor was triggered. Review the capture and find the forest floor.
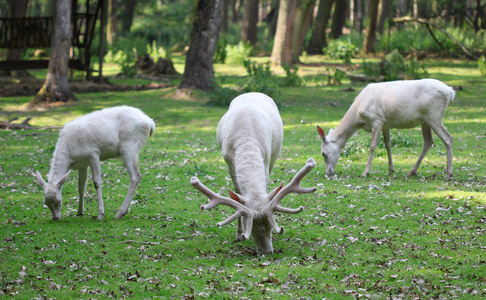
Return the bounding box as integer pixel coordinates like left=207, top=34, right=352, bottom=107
left=0, top=75, right=174, bottom=97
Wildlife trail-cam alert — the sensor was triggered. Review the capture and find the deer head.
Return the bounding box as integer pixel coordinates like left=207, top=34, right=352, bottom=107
left=191, top=158, right=317, bottom=253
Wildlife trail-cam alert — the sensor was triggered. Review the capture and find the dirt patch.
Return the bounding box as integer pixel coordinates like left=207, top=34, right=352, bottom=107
left=0, top=76, right=175, bottom=97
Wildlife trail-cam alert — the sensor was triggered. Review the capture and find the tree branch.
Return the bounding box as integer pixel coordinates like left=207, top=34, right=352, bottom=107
left=390, top=16, right=479, bottom=60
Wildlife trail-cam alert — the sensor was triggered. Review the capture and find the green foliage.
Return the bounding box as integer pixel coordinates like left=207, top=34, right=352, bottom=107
left=129, top=0, right=193, bottom=48
left=478, top=56, right=486, bottom=75
left=226, top=41, right=254, bottom=64
left=376, top=25, right=486, bottom=54
left=207, top=61, right=304, bottom=107
left=280, top=65, right=304, bottom=88
left=242, top=60, right=304, bottom=99
left=206, top=85, right=240, bottom=107
left=325, top=38, right=359, bottom=63
left=242, top=60, right=278, bottom=97
left=146, top=40, right=170, bottom=61
left=105, top=35, right=149, bottom=77
left=214, top=38, right=227, bottom=64
left=363, top=49, right=428, bottom=81
left=326, top=67, right=347, bottom=85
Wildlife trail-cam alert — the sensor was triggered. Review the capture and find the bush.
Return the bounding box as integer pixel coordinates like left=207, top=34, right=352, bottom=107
left=214, top=38, right=227, bottom=64
left=105, top=35, right=149, bottom=77
left=376, top=25, right=486, bottom=55
left=226, top=41, right=253, bottom=64
left=280, top=65, right=304, bottom=87
left=242, top=60, right=278, bottom=97
left=146, top=40, right=170, bottom=61
left=325, top=39, right=359, bottom=63
left=206, top=85, right=240, bottom=107
left=479, top=56, right=486, bottom=75
left=363, top=49, right=428, bottom=81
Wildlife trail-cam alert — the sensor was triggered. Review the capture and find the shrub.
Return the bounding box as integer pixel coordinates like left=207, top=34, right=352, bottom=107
left=326, top=67, right=346, bottom=85
left=105, top=35, right=149, bottom=77
left=363, top=49, right=428, bottom=81
left=242, top=60, right=278, bottom=97
left=226, top=41, right=253, bottom=64
left=479, top=56, right=486, bottom=75
left=208, top=60, right=303, bottom=107
left=214, top=38, right=227, bottom=64
left=280, top=65, right=304, bottom=87
left=325, top=39, right=358, bottom=63
left=376, top=25, right=486, bottom=55
left=206, top=85, right=240, bottom=107
left=146, top=40, right=170, bottom=61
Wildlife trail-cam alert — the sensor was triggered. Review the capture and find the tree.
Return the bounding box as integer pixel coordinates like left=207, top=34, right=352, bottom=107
left=330, top=0, right=347, bottom=39
left=377, top=0, right=391, bottom=34
left=240, top=0, right=259, bottom=45
left=271, top=0, right=297, bottom=66
left=107, top=0, right=118, bottom=44
left=362, top=0, right=379, bottom=53
left=350, top=0, right=364, bottom=32
left=1, top=0, right=30, bottom=77
left=179, top=0, right=223, bottom=91
left=120, top=0, right=136, bottom=34
left=307, top=0, right=334, bottom=54
left=32, top=0, right=76, bottom=104
left=291, top=0, right=315, bottom=63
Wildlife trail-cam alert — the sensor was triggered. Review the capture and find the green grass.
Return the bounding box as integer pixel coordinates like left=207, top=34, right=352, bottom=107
left=0, top=55, right=485, bottom=299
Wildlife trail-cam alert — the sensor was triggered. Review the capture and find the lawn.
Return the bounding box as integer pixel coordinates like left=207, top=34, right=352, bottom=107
left=0, top=55, right=485, bottom=299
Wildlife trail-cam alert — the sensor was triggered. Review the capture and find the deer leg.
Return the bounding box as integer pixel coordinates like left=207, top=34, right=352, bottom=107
left=115, top=153, right=142, bottom=219
left=363, top=125, right=382, bottom=177
left=383, top=129, right=394, bottom=176
left=77, top=167, right=88, bottom=216
left=428, top=122, right=453, bottom=180
left=408, top=124, right=433, bottom=178
left=89, top=157, right=105, bottom=220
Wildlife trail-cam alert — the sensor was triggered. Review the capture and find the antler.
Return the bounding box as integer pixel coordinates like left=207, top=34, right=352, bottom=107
left=190, top=176, right=254, bottom=240
left=264, top=158, right=317, bottom=233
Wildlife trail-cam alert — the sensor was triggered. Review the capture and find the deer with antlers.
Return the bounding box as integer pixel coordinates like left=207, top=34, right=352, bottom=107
left=190, top=92, right=317, bottom=254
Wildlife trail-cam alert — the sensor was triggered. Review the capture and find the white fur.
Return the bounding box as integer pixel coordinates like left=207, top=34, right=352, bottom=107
left=36, top=105, right=155, bottom=220
left=191, top=93, right=316, bottom=254
left=317, top=78, right=455, bottom=180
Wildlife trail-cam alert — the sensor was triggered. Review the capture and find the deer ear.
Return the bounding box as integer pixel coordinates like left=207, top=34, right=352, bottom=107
left=227, top=189, right=241, bottom=202
left=317, top=125, right=326, bottom=140
left=56, top=170, right=71, bottom=189
left=35, top=171, right=46, bottom=188
left=269, top=182, right=284, bottom=199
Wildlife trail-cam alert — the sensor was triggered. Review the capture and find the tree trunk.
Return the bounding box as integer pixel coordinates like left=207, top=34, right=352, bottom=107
left=240, top=0, right=259, bottom=45
left=32, top=0, right=76, bottom=104
left=306, top=0, right=334, bottom=54
left=107, top=0, right=118, bottom=44
left=221, top=0, right=229, bottom=33
left=179, top=0, right=223, bottom=91
left=362, top=0, right=379, bottom=53
left=377, top=0, right=391, bottom=34
left=2, top=0, right=30, bottom=77
left=266, top=2, right=279, bottom=44
left=271, top=0, right=297, bottom=66
left=120, top=0, right=136, bottom=34
left=330, top=0, right=346, bottom=39
left=291, top=0, right=315, bottom=63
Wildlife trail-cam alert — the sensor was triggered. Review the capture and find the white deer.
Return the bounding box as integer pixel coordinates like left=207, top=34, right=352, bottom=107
left=36, top=106, right=155, bottom=220
left=190, top=92, right=317, bottom=253
left=317, top=78, right=455, bottom=180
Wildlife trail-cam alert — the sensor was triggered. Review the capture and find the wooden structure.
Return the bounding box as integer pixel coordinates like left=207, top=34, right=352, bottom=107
left=0, top=0, right=107, bottom=80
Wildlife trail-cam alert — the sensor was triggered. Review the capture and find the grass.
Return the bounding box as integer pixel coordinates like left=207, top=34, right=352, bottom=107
left=0, top=55, right=485, bottom=299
